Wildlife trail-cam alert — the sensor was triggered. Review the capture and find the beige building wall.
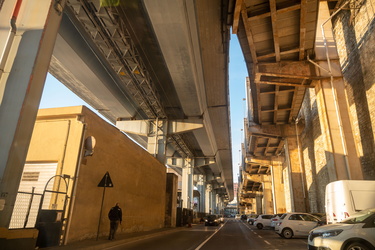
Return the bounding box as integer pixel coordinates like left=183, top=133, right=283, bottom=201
left=26, top=106, right=167, bottom=243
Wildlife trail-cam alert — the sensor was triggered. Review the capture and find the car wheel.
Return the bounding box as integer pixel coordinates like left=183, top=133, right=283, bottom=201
left=278, top=233, right=285, bottom=238
left=345, top=242, right=371, bottom=250
left=256, top=223, right=263, bottom=229
left=282, top=228, right=293, bottom=239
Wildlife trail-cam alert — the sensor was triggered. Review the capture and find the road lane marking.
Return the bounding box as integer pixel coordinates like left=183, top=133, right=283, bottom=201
left=264, top=240, right=271, bottom=245
left=195, top=221, right=226, bottom=250
left=240, top=221, right=283, bottom=249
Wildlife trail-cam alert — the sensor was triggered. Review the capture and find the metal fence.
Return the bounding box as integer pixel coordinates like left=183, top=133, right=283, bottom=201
left=9, top=189, right=42, bottom=229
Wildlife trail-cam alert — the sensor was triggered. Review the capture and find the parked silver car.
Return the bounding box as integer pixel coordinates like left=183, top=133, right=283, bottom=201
left=254, top=214, right=273, bottom=229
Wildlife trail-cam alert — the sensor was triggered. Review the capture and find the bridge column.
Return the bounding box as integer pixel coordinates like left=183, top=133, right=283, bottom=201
left=147, top=120, right=168, bottom=163
left=205, top=184, right=212, bottom=214
left=210, top=189, right=218, bottom=214
left=217, top=195, right=225, bottom=215
left=197, top=174, right=206, bottom=213
left=181, top=158, right=194, bottom=209
left=0, top=0, right=66, bottom=228
left=270, top=159, right=286, bottom=213
left=282, top=124, right=309, bottom=212
left=255, top=194, right=263, bottom=214
left=313, top=1, right=363, bottom=180
left=262, top=179, right=273, bottom=214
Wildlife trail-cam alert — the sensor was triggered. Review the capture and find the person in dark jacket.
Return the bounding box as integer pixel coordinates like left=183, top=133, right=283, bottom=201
left=108, top=202, right=122, bottom=240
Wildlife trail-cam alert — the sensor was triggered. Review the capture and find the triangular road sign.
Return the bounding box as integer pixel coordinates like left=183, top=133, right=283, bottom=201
left=98, top=171, right=114, bottom=187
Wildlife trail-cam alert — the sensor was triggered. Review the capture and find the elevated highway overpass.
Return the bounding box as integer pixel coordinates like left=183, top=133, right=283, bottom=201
left=235, top=0, right=364, bottom=214
left=0, top=0, right=235, bottom=228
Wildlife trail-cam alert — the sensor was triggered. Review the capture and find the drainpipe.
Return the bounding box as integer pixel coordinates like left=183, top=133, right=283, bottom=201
left=321, top=1, right=351, bottom=179
left=63, top=120, right=86, bottom=245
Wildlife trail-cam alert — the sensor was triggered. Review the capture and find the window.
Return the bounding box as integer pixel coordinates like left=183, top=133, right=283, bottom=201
left=289, top=214, right=302, bottom=220
left=280, top=213, right=288, bottom=219
left=300, top=214, right=318, bottom=221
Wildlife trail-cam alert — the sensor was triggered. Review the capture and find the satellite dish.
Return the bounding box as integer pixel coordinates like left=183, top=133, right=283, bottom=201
left=84, top=136, right=96, bottom=156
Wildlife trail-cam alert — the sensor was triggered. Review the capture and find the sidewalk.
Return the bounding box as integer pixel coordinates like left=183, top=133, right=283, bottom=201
left=43, top=226, right=189, bottom=250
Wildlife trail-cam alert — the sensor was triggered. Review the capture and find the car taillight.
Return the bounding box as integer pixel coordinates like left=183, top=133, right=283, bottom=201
left=272, top=219, right=277, bottom=221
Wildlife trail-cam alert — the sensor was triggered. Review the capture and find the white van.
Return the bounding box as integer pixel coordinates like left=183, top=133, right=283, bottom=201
left=325, top=180, right=375, bottom=224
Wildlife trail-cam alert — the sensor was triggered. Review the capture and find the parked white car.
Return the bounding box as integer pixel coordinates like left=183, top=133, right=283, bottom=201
left=247, top=214, right=258, bottom=225
left=276, top=212, right=321, bottom=238
left=270, top=213, right=284, bottom=228
left=254, top=214, right=273, bottom=229
left=308, top=208, right=375, bottom=250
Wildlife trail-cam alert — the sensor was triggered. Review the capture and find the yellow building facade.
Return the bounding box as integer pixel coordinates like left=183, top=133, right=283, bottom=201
left=21, top=106, right=167, bottom=244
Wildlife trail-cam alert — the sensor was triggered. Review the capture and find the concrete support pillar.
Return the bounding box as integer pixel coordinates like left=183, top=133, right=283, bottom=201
left=181, top=158, right=194, bottom=209
left=215, top=194, right=220, bottom=214
left=283, top=126, right=308, bottom=212
left=205, top=184, right=212, bottom=214
left=147, top=120, right=167, bottom=164
left=0, top=0, right=66, bottom=228
left=255, top=194, right=263, bottom=214
left=314, top=1, right=363, bottom=181
left=217, top=196, right=224, bottom=214
left=250, top=198, right=257, bottom=213
left=197, top=175, right=206, bottom=213
left=262, top=179, right=273, bottom=214
left=271, top=159, right=286, bottom=213
left=210, top=190, right=217, bottom=214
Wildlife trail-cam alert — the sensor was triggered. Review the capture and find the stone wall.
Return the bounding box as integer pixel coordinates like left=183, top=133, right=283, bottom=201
left=298, top=0, right=375, bottom=213
left=332, top=1, right=375, bottom=180
left=300, top=88, right=329, bottom=213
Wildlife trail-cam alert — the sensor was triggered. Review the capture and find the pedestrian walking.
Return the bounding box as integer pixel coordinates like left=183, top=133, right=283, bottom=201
left=108, top=202, right=122, bottom=240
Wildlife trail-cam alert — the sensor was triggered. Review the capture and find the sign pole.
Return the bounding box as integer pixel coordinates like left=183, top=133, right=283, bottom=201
left=96, top=174, right=107, bottom=240
left=96, top=172, right=113, bottom=240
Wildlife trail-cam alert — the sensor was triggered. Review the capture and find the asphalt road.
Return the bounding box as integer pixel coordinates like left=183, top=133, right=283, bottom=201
left=105, top=219, right=308, bottom=250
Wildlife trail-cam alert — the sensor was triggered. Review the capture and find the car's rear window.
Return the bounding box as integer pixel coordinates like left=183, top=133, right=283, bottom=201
left=262, top=215, right=273, bottom=219
left=280, top=214, right=287, bottom=219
